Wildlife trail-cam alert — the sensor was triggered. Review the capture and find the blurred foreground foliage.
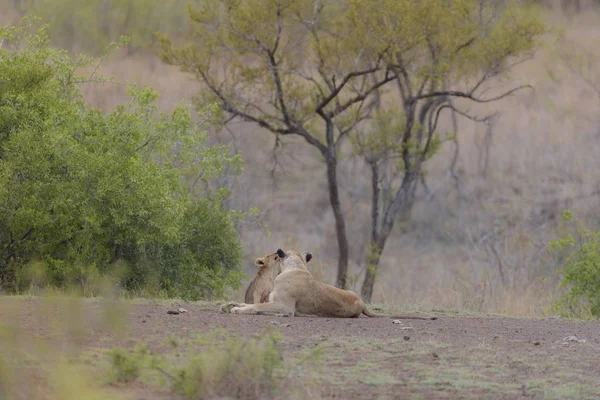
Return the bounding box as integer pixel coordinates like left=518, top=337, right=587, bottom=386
left=0, top=294, right=322, bottom=400
left=0, top=17, right=246, bottom=300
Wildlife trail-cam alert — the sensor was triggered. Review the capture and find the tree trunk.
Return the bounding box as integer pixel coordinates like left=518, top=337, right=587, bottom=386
left=361, top=161, right=380, bottom=302
left=361, top=242, right=383, bottom=302
left=361, top=170, right=418, bottom=301
left=326, top=156, right=350, bottom=289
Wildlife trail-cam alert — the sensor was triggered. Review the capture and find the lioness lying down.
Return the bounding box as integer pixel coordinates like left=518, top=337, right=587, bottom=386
left=221, top=249, right=436, bottom=320
left=244, top=251, right=282, bottom=304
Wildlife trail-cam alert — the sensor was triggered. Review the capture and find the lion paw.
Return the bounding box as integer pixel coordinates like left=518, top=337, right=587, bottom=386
left=220, top=302, right=242, bottom=314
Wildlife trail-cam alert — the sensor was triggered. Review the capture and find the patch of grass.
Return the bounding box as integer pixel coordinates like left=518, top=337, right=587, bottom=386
left=101, top=325, right=308, bottom=400
left=361, top=374, right=401, bottom=386
left=447, top=374, right=520, bottom=392
left=0, top=354, right=10, bottom=398
left=536, top=383, right=600, bottom=399
left=525, top=377, right=600, bottom=400
left=49, top=359, right=128, bottom=400
left=169, top=327, right=282, bottom=400
left=107, top=345, right=149, bottom=383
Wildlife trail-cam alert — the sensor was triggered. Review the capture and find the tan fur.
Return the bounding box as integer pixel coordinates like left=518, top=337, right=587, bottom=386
left=243, top=252, right=282, bottom=304
left=221, top=249, right=436, bottom=320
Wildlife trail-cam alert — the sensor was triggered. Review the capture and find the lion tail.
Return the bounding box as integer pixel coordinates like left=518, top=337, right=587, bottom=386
left=362, top=306, right=437, bottom=320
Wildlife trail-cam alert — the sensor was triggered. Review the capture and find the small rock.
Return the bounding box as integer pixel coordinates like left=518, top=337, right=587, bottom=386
left=432, top=352, right=439, bottom=358
left=178, top=307, right=188, bottom=313
left=403, top=336, right=410, bottom=341
left=392, top=319, right=403, bottom=324
left=399, top=326, right=414, bottom=330
left=141, top=320, right=146, bottom=323
left=562, top=335, right=586, bottom=345
left=533, top=341, right=540, bottom=346
left=167, top=310, right=180, bottom=315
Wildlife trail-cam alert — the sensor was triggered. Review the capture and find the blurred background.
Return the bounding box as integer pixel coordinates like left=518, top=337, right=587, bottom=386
left=3, top=0, right=600, bottom=315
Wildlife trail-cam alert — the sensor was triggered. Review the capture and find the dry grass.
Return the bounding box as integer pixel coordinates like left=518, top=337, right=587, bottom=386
left=4, top=4, right=600, bottom=316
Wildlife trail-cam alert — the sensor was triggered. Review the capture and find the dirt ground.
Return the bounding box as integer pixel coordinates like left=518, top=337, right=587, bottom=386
left=1, top=297, right=600, bottom=400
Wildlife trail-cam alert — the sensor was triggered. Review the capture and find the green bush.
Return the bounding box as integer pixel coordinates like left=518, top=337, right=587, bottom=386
left=549, top=210, right=600, bottom=318
left=0, top=17, right=245, bottom=299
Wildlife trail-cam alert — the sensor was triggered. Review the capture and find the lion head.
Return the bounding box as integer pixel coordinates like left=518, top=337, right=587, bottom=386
left=276, top=248, right=312, bottom=271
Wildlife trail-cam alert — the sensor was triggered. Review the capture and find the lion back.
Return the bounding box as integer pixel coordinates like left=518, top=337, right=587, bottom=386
left=244, top=278, right=257, bottom=303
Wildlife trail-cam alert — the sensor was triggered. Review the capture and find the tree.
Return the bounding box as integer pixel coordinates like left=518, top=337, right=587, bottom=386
left=0, top=18, right=245, bottom=299
left=349, top=0, right=546, bottom=301
left=158, top=0, right=545, bottom=297
left=158, top=0, right=393, bottom=289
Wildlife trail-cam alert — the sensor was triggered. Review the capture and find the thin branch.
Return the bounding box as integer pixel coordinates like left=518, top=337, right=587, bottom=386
left=419, top=98, right=448, bottom=165
left=269, top=135, right=284, bottom=188
left=197, top=69, right=328, bottom=153
left=393, top=54, right=413, bottom=98
left=267, top=51, right=292, bottom=125
left=336, top=112, right=370, bottom=145
left=454, top=36, right=478, bottom=54
left=315, top=66, right=386, bottom=117
left=326, top=70, right=394, bottom=119
left=279, top=67, right=326, bottom=99
left=411, top=84, right=533, bottom=103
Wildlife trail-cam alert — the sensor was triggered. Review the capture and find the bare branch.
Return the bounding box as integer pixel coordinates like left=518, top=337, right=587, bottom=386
left=279, top=67, right=327, bottom=99
left=266, top=51, right=292, bottom=125
left=455, top=36, right=478, bottom=54
left=411, top=84, right=533, bottom=103
left=197, top=69, right=328, bottom=153
left=326, top=70, right=394, bottom=119
left=392, top=54, right=413, bottom=98
left=269, top=135, right=284, bottom=188
left=561, top=45, right=600, bottom=101
left=315, top=66, right=387, bottom=117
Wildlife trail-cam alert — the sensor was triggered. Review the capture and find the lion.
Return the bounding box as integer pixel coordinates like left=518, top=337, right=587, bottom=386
left=244, top=251, right=282, bottom=304
left=221, top=249, right=436, bottom=320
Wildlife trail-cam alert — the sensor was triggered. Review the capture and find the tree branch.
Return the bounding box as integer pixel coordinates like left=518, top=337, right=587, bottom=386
left=326, top=70, right=394, bottom=119
left=198, top=70, right=328, bottom=154
left=411, top=84, right=533, bottom=103
left=315, top=66, right=387, bottom=117
left=392, top=54, right=413, bottom=98
left=267, top=51, right=292, bottom=126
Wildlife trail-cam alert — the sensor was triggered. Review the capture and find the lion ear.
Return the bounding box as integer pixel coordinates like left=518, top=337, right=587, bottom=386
left=255, top=258, right=265, bottom=267
left=304, top=252, right=312, bottom=263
